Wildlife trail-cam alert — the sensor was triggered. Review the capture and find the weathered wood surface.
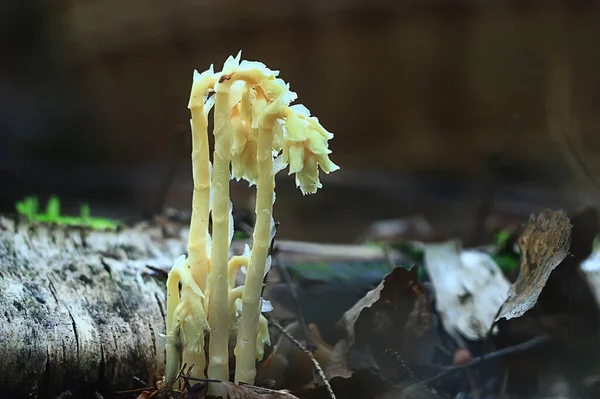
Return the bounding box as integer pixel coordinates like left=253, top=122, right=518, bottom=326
left=0, top=216, right=187, bottom=398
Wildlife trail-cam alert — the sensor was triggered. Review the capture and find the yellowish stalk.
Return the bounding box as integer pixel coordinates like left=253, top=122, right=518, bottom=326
left=228, top=255, right=249, bottom=289
left=188, top=106, right=211, bottom=291
left=170, top=90, right=211, bottom=384
left=166, top=260, right=209, bottom=383
left=234, top=122, right=275, bottom=384
left=165, top=269, right=182, bottom=383
left=206, top=91, right=234, bottom=393
left=182, top=344, right=207, bottom=380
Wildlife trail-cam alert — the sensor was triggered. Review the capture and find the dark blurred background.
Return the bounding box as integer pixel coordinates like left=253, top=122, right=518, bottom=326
left=2, top=0, right=600, bottom=243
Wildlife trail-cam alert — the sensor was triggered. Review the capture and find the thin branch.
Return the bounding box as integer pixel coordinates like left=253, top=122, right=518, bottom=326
left=269, top=320, right=337, bottom=399
left=384, top=349, right=440, bottom=398
left=273, top=251, right=318, bottom=385
left=269, top=220, right=318, bottom=385
left=178, top=375, right=223, bottom=384
left=421, top=335, right=551, bottom=386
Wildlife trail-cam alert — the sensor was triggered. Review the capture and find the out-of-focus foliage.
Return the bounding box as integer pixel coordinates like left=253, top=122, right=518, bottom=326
left=16, top=196, right=120, bottom=230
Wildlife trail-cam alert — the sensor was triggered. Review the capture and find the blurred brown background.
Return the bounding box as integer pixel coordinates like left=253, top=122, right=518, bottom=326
left=2, top=0, right=600, bottom=242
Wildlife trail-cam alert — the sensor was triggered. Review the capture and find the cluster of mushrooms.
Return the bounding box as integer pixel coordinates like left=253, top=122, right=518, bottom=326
left=164, top=52, right=338, bottom=396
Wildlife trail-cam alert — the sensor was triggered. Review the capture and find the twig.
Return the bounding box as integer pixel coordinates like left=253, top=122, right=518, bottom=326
left=111, top=387, right=153, bottom=395
left=384, top=349, right=440, bottom=398
left=273, top=252, right=318, bottom=385
left=178, top=375, right=223, bottom=384
left=269, top=320, right=337, bottom=399
left=272, top=254, right=309, bottom=338
left=269, top=220, right=318, bottom=385
left=464, top=367, right=479, bottom=399
left=500, top=369, right=510, bottom=398
left=421, top=335, right=551, bottom=386
left=168, top=362, right=191, bottom=388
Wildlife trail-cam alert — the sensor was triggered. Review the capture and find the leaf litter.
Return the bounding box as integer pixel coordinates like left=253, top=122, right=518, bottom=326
left=122, top=208, right=600, bottom=398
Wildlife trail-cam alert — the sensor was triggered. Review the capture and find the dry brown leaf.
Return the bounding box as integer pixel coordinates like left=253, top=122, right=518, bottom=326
left=338, top=277, right=386, bottom=348
left=336, top=267, right=438, bottom=383
left=497, top=209, right=572, bottom=321
left=325, top=340, right=353, bottom=380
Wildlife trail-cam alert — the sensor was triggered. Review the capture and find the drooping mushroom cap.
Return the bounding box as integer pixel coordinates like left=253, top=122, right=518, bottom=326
left=228, top=60, right=297, bottom=186
left=198, top=51, right=339, bottom=194
left=214, top=51, right=279, bottom=94
left=230, top=85, right=259, bottom=184
left=279, top=104, right=339, bottom=195
left=188, top=65, right=218, bottom=110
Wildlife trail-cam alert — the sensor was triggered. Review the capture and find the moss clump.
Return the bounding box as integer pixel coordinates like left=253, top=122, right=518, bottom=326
left=15, top=196, right=120, bottom=230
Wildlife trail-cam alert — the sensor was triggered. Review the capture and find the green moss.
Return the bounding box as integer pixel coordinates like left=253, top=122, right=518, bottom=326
left=15, top=196, right=121, bottom=230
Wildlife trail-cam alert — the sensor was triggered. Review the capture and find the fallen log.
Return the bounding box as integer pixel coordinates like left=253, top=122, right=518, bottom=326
left=0, top=213, right=411, bottom=398
left=0, top=216, right=187, bottom=398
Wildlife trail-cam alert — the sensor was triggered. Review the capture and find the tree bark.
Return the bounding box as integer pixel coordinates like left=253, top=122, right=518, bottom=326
left=0, top=216, right=187, bottom=398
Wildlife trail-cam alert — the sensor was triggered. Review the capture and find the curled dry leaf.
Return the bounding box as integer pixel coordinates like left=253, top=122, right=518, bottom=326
left=256, top=322, right=312, bottom=390
left=497, top=209, right=572, bottom=321
left=326, top=340, right=353, bottom=380
left=257, top=322, right=334, bottom=390
left=334, top=267, right=438, bottom=383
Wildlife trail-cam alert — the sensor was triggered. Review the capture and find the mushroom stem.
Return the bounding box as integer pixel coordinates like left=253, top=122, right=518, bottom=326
left=182, top=351, right=207, bottom=381
left=234, top=122, right=276, bottom=384
left=206, top=91, right=233, bottom=392
left=188, top=106, right=211, bottom=291
left=165, top=270, right=182, bottom=383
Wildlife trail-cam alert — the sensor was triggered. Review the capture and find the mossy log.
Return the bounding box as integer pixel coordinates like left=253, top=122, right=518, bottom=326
left=0, top=216, right=187, bottom=398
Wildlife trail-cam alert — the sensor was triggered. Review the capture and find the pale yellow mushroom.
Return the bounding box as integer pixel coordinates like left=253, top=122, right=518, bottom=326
left=165, top=255, right=209, bottom=383
left=166, top=52, right=338, bottom=393
left=234, top=87, right=338, bottom=384
left=205, top=53, right=239, bottom=387
left=165, top=65, right=218, bottom=383
left=206, top=53, right=280, bottom=395
left=280, top=105, right=340, bottom=195
left=187, top=66, right=218, bottom=290
left=233, top=91, right=285, bottom=384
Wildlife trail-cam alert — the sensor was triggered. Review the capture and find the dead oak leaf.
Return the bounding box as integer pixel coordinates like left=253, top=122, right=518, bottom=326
left=336, top=267, right=437, bottom=383
left=497, top=209, right=572, bottom=321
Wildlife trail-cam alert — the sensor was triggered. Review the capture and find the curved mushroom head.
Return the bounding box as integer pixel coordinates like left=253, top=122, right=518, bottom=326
left=279, top=104, right=339, bottom=195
